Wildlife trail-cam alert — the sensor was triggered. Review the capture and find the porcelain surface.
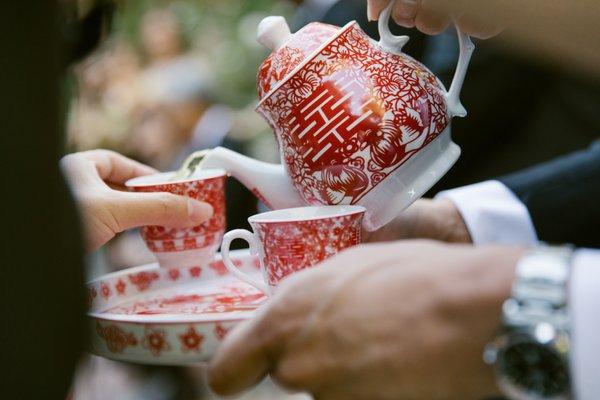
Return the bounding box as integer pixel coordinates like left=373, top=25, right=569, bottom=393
left=221, top=206, right=364, bottom=295
left=199, top=1, right=474, bottom=231
left=88, top=250, right=265, bottom=365
left=126, top=171, right=227, bottom=268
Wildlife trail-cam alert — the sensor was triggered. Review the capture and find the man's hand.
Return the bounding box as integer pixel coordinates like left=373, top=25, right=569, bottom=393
left=61, top=150, right=213, bottom=252
left=208, top=240, right=525, bottom=400
left=365, top=198, right=471, bottom=243
left=367, top=0, right=503, bottom=39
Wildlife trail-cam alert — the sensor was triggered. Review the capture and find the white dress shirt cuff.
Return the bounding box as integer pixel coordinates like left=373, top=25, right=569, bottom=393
left=436, top=180, right=539, bottom=246
left=570, top=249, right=600, bottom=400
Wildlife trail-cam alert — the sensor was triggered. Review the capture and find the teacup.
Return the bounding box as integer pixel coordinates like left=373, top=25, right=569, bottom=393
left=221, top=205, right=365, bottom=295
left=126, top=169, right=227, bottom=268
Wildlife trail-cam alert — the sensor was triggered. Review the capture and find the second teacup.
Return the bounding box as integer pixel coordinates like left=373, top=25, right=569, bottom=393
left=221, top=205, right=365, bottom=295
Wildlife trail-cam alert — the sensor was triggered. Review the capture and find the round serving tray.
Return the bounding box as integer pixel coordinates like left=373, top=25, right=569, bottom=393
left=87, top=250, right=266, bottom=365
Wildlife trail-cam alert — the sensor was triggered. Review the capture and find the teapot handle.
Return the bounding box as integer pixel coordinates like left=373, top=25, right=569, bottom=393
left=445, top=25, right=475, bottom=118
left=377, top=1, right=409, bottom=54
left=377, top=0, right=475, bottom=118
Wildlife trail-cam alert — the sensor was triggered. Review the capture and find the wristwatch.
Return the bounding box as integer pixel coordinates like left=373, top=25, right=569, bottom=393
left=484, top=245, right=574, bottom=400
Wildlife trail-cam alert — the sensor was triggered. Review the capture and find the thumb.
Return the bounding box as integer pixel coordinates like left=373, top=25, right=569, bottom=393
left=112, top=191, right=214, bottom=232
left=367, top=0, right=389, bottom=21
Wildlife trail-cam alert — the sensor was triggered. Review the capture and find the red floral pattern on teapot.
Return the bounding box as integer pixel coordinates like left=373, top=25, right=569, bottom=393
left=199, top=2, right=473, bottom=231
left=257, top=22, right=448, bottom=207
left=258, top=22, right=339, bottom=99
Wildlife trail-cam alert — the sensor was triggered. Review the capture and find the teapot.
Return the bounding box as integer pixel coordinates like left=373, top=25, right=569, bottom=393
left=201, top=1, right=475, bottom=230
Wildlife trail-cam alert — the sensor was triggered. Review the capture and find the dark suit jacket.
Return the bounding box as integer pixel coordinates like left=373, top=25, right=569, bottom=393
left=1, top=2, right=86, bottom=399
left=500, top=141, right=600, bottom=248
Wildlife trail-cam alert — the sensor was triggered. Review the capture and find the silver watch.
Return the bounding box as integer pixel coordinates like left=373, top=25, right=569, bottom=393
left=484, top=245, right=574, bottom=400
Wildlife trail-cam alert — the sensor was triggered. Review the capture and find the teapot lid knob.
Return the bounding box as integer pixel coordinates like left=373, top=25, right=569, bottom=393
left=257, top=16, right=292, bottom=51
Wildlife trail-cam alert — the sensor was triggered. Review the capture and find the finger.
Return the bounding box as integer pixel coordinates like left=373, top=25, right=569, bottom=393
left=110, top=191, right=213, bottom=232
left=83, top=149, right=158, bottom=185
left=312, top=389, right=347, bottom=400
left=392, top=0, right=420, bottom=28
left=457, top=13, right=503, bottom=39
left=271, top=349, right=330, bottom=393
left=414, top=2, right=451, bottom=35
left=208, top=318, right=272, bottom=396
left=367, top=0, right=390, bottom=21
left=209, top=273, right=323, bottom=396
left=107, top=182, right=127, bottom=192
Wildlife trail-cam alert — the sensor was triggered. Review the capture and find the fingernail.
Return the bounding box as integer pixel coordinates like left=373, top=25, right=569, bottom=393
left=367, top=6, right=376, bottom=21
left=187, top=199, right=213, bottom=223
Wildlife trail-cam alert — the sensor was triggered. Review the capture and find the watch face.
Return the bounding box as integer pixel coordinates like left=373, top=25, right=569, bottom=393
left=499, top=340, right=570, bottom=398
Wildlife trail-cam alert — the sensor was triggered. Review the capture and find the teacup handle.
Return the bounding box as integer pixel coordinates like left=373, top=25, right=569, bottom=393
left=378, top=0, right=475, bottom=118
left=221, top=229, right=270, bottom=296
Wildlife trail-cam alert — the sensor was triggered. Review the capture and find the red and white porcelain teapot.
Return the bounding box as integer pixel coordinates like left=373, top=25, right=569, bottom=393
left=201, top=1, right=475, bottom=230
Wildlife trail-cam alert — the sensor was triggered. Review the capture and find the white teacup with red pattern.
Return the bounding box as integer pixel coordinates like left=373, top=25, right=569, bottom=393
left=126, top=169, right=227, bottom=268
left=221, top=205, right=364, bottom=295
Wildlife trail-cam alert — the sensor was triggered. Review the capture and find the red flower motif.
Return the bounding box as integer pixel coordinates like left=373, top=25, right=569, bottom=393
left=289, top=69, right=320, bottom=103
left=347, top=156, right=365, bottom=169
left=400, top=106, right=427, bottom=149
left=209, top=260, right=228, bottom=276
left=128, top=271, right=160, bottom=292
left=214, top=323, right=232, bottom=341
left=361, top=115, right=405, bottom=171
left=168, top=268, right=180, bottom=281
left=143, top=328, right=170, bottom=356
left=375, top=71, right=401, bottom=95
left=115, top=279, right=126, bottom=295
left=320, top=164, right=369, bottom=204
left=371, top=172, right=386, bottom=185
left=100, top=283, right=111, bottom=300
left=341, top=138, right=360, bottom=157
left=189, top=266, right=202, bottom=277
left=178, top=326, right=204, bottom=353
left=96, top=322, right=138, bottom=353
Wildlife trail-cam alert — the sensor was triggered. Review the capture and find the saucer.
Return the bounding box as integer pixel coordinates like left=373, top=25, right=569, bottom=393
left=88, top=250, right=266, bottom=365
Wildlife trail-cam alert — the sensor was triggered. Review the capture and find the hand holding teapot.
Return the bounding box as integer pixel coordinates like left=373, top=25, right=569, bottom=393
left=367, top=0, right=503, bottom=38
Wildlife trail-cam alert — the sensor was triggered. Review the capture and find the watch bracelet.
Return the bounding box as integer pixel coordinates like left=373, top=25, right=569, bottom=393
left=503, top=245, right=574, bottom=330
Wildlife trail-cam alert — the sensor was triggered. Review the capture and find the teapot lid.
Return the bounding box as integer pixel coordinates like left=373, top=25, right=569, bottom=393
left=256, top=16, right=339, bottom=100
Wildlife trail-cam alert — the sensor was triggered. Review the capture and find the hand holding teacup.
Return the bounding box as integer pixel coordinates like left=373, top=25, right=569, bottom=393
left=126, top=169, right=227, bottom=268
left=61, top=150, right=214, bottom=252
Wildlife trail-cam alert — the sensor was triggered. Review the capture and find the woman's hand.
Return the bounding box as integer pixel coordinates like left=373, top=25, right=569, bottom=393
left=208, top=240, right=525, bottom=399
left=367, top=0, right=503, bottom=39
left=365, top=198, right=471, bottom=243
left=61, top=150, right=213, bottom=252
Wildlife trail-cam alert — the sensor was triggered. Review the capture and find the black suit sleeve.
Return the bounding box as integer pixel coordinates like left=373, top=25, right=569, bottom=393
left=499, top=140, right=600, bottom=248
left=0, top=2, right=86, bottom=399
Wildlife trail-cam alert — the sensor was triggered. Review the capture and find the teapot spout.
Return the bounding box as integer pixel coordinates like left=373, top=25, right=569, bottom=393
left=201, top=147, right=304, bottom=210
